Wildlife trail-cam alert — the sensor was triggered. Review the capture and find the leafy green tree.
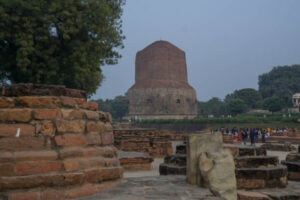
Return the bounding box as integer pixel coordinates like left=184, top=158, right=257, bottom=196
left=263, top=95, right=284, bottom=113
left=94, top=95, right=128, bottom=119
left=0, top=0, right=125, bottom=95
left=227, top=98, right=248, bottom=115
left=259, top=65, right=300, bottom=106
left=225, top=88, right=262, bottom=109
left=198, top=97, right=227, bottom=115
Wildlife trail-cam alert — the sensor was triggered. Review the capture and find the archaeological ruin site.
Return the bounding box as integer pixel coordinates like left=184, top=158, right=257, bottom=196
left=1, top=43, right=300, bottom=200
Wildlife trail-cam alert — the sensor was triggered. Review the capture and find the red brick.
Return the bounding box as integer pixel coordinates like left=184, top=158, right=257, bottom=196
left=101, top=132, right=114, bottom=145
left=85, top=110, right=99, bottom=120
left=0, top=151, right=13, bottom=162
left=9, top=191, right=41, bottom=200
left=104, top=123, right=113, bottom=131
left=86, top=132, right=101, bottom=145
left=86, top=102, right=98, bottom=111
left=98, top=111, right=108, bottom=122
left=60, top=96, right=76, bottom=108
left=59, top=147, right=84, bottom=159
left=0, top=124, right=35, bottom=137
left=17, top=96, right=61, bottom=108
left=39, top=121, right=55, bottom=136
left=0, top=97, right=14, bottom=107
left=0, top=172, right=85, bottom=190
left=86, top=121, right=105, bottom=133
left=0, top=108, right=32, bottom=122
left=14, top=150, right=58, bottom=162
left=15, top=161, right=62, bottom=175
left=55, top=119, right=85, bottom=133
left=42, top=189, right=65, bottom=200
left=61, top=109, right=85, bottom=119
left=54, top=134, right=86, bottom=147
left=100, top=167, right=123, bottom=181
left=33, top=108, right=62, bottom=120
left=0, top=137, right=50, bottom=151
left=65, top=183, right=99, bottom=199
left=0, top=162, right=15, bottom=176
left=63, top=157, right=105, bottom=172
left=105, top=158, right=119, bottom=167
left=84, top=168, right=102, bottom=183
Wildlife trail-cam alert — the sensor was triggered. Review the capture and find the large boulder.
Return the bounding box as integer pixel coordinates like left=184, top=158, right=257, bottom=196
left=199, top=149, right=237, bottom=200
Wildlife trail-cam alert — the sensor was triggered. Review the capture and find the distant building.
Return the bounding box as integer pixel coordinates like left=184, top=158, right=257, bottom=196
left=285, top=93, right=300, bottom=113
left=126, top=40, right=197, bottom=120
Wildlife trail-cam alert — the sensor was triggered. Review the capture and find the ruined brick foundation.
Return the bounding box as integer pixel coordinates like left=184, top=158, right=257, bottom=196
left=0, top=84, right=122, bottom=200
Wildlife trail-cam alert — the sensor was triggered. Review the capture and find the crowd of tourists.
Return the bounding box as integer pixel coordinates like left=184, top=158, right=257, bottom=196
left=219, top=127, right=298, bottom=146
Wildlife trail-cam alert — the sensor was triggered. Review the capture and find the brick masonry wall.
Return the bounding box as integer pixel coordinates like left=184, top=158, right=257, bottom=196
left=114, top=129, right=186, bottom=158
left=0, top=84, right=122, bottom=200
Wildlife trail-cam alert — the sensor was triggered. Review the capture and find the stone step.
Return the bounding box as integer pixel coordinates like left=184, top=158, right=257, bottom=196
left=164, top=154, right=186, bottom=166
left=235, top=156, right=279, bottom=168
left=223, top=144, right=267, bottom=157
left=284, top=161, right=300, bottom=181
left=236, top=165, right=288, bottom=189
left=176, top=145, right=186, bottom=154
left=286, top=153, right=300, bottom=162
left=159, top=163, right=186, bottom=175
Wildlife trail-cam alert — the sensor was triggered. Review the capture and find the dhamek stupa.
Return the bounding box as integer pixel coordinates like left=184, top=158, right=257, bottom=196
left=127, top=41, right=197, bottom=119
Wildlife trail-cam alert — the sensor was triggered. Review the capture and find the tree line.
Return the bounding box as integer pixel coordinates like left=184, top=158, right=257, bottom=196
left=96, top=65, right=300, bottom=119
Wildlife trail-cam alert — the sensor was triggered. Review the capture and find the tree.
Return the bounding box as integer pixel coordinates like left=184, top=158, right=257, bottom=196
left=263, top=96, right=284, bottom=113
left=94, top=95, right=128, bottom=119
left=0, top=0, right=125, bottom=95
left=227, top=98, right=248, bottom=115
left=225, top=88, right=262, bottom=109
left=259, top=65, right=300, bottom=107
left=198, top=97, right=227, bottom=116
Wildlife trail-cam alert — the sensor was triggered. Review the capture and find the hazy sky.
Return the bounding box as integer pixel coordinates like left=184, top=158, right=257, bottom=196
left=91, top=0, right=300, bottom=101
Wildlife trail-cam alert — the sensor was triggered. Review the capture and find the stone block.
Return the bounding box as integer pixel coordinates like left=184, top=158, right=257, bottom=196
left=0, top=137, right=50, bottom=151
left=0, top=97, right=14, bottom=107
left=0, top=162, right=15, bottom=176
left=235, top=156, right=278, bottom=168
left=100, top=167, right=123, bottom=181
left=186, top=133, right=223, bottom=185
left=0, top=108, right=32, bottom=122
left=14, top=150, right=58, bottom=161
left=38, top=121, right=55, bottom=136
left=15, top=161, right=62, bottom=175
left=59, top=147, right=84, bottom=159
left=54, top=134, right=86, bottom=147
left=286, top=153, right=300, bottom=162
left=86, top=132, right=102, bottom=145
left=9, top=191, right=41, bottom=200
left=199, top=149, right=237, bottom=200
left=55, top=119, right=85, bottom=133
left=101, top=132, right=114, bottom=145
left=63, top=157, right=106, bottom=172
left=86, top=121, right=106, bottom=133
left=237, top=191, right=271, bottom=200
left=60, top=96, right=77, bottom=108
left=61, top=109, right=85, bottom=119
left=85, top=110, right=99, bottom=120
left=17, top=96, right=61, bottom=108
left=0, top=172, right=85, bottom=190
left=42, top=189, right=65, bottom=200
left=0, top=151, right=13, bottom=162
left=33, top=108, right=62, bottom=120
left=0, top=124, right=35, bottom=137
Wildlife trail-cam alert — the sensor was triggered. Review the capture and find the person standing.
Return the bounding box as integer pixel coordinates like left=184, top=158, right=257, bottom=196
left=242, top=129, right=248, bottom=145
left=262, top=129, right=266, bottom=143
left=250, top=128, right=255, bottom=146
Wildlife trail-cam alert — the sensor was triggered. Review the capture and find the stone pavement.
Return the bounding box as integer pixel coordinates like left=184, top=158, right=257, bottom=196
left=75, top=175, right=221, bottom=200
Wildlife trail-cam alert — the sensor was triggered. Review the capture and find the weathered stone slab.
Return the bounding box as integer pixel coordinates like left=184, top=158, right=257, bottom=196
left=199, top=149, right=237, bottom=200
left=187, top=133, right=223, bottom=185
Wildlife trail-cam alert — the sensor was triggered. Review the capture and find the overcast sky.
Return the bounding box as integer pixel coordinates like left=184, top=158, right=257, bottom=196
left=91, top=0, right=300, bottom=101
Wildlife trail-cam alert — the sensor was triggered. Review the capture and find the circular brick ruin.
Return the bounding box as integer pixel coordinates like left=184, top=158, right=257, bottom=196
left=0, top=84, right=123, bottom=199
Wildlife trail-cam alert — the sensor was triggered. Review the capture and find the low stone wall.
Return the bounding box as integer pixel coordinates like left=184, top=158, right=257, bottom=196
left=114, top=129, right=183, bottom=158
left=118, top=151, right=153, bottom=171
left=0, top=84, right=122, bottom=199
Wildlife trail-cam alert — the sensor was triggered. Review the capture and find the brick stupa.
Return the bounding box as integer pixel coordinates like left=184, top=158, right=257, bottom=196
left=127, top=40, right=198, bottom=120
left=0, top=84, right=122, bottom=199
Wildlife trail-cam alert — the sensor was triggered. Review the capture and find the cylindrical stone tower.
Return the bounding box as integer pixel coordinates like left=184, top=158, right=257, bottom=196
left=127, top=40, right=197, bottom=119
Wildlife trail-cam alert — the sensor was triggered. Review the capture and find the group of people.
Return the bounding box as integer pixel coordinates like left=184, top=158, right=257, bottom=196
left=220, top=127, right=269, bottom=146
